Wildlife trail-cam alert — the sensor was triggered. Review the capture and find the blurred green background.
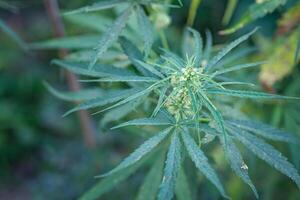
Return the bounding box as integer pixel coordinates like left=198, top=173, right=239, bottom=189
left=0, top=0, right=299, bottom=199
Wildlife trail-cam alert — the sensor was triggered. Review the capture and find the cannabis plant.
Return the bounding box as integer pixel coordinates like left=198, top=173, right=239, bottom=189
left=40, top=0, right=300, bottom=199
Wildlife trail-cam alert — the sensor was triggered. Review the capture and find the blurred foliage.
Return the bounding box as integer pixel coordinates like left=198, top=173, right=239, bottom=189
left=0, top=0, right=299, bottom=200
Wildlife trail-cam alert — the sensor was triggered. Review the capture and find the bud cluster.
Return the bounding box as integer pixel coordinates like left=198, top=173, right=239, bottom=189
left=166, top=66, right=203, bottom=119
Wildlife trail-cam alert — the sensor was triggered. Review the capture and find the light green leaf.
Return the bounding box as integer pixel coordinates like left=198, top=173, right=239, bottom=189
left=188, top=27, right=203, bottom=67
left=30, top=35, right=99, bottom=49
left=203, top=30, right=212, bottom=63
left=80, top=75, right=158, bottom=83
left=52, top=59, right=133, bottom=77
left=112, top=117, right=173, bottom=129
left=136, top=5, right=155, bottom=56
left=64, top=88, right=141, bottom=116
left=79, top=146, right=151, bottom=200
left=175, top=167, right=192, bottom=200
left=230, top=126, right=300, bottom=189
left=101, top=96, right=145, bottom=126
left=65, top=0, right=130, bottom=15
left=181, top=130, right=228, bottom=198
left=89, top=6, right=132, bottom=69
left=98, top=127, right=172, bottom=177
left=220, top=0, right=286, bottom=35
left=119, top=36, right=151, bottom=76
left=221, top=136, right=258, bottom=198
left=158, top=133, right=182, bottom=200
left=64, top=13, right=113, bottom=32
left=135, top=60, right=165, bottom=78
left=215, top=61, right=265, bottom=76
left=228, top=119, right=300, bottom=144
left=43, top=82, right=104, bottom=101
left=136, top=153, right=165, bottom=200
left=206, top=28, right=257, bottom=71
left=206, top=89, right=299, bottom=100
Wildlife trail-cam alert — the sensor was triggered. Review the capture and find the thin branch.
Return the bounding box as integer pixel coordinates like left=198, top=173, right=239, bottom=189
left=43, top=0, right=97, bottom=149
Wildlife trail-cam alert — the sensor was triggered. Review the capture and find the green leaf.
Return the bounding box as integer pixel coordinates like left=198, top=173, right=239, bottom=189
left=119, top=36, right=151, bottom=76
left=30, top=35, right=99, bottom=49
left=188, top=27, right=203, bottom=67
left=101, top=96, right=145, bottom=126
left=222, top=0, right=238, bottom=25
left=80, top=75, right=159, bottom=83
left=52, top=59, right=133, bottom=77
left=181, top=129, right=228, bottom=198
left=220, top=0, right=286, bottom=35
left=79, top=146, right=152, bottom=200
left=64, top=13, right=113, bottom=32
left=43, top=82, right=104, bottom=101
left=175, top=167, right=192, bottom=200
left=65, top=0, right=130, bottom=15
left=206, top=89, right=299, bottom=100
left=135, top=60, right=165, bottom=78
left=64, top=88, right=141, bottom=116
left=89, top=6, right=132, bottom=69
left=136, top=5, right=155, bottom=56
left=203, top=30, right=212, bottom=62
left=229, top=126, right=300, bottom=189
left=158, top=133, right=182, bottom=200
left=228, top=119, right=300, bottom=144
left=198, top=91, right=227, bottom=141
left=215, top=61, right=265, bottom=76
left=98, top=127, right=172, bottom=177
left=221, top=136, right=258, bottom=198
left=112, top=117, right=173, bottom=129
left=0, top=19, right=27, bottom=50
left=206, top=28, right=257, bottom=71
left=99, top=81, right=161, bottom=113
left=136, top=153, right=165, bottom=200
left=187, top=0, right=202, bottom=26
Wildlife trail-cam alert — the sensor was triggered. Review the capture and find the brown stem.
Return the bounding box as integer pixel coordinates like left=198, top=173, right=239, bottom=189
left=43, top=0, right=97, bottom=149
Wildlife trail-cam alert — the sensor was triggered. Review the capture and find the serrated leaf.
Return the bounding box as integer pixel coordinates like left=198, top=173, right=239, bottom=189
left=206, top=28, right=257, bottom=71
left=188, top=27, right=203, bottom=67
left=30, top=35, right=99, bottom=49
left=161, top=49, right=185, bottom=69
left=135, top=60, right=165, bottom=78
left=79, top=145, right=153, bottom=200
left=158, top=132, right=182, bottom=200
left=220, top=136, right=258, bottom=198
left=65, top=0, right=130, bottom=15
left=0, top=19, right=27, bottom=50
left=203, top=30, right=212, bottom=63
left=181, top=129, right=228, bottom=198
left=101, top=96, right=145, bottom=126
left=136, top=153, right=165, bottom=200
left=112, top=117, right=173, bottom=129
left=64, top=88, right=141, bottom=116
left=99, top=127, right=172, bottom=177
left=43, top=82, right=104, bottom=101
left=136, top=5, right=155, bottom=56
left=80, top=75, right=159, bottom=83
left=220, top=0, right=287, bottom=34
left=119, top=36, right=151, bottom=76
left=228, top=119, right=300, bottom=144
left=64, top=13, right=113, bottom=32
left=206, top=89, right=299, bottom=100
left=89, top=6, right=132, bottom=69
left=175, top=167, right=192, bottom=200
left=229, top=126, right=300, bottom=189
left=99, top=81, right=162, bottom=113
left=215, top=61, right=265, bottom=76
left=52, top=59, right=133, bottom=77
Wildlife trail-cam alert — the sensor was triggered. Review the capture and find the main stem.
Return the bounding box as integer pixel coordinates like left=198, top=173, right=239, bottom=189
left=43, top=0, right=97, bottom=149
